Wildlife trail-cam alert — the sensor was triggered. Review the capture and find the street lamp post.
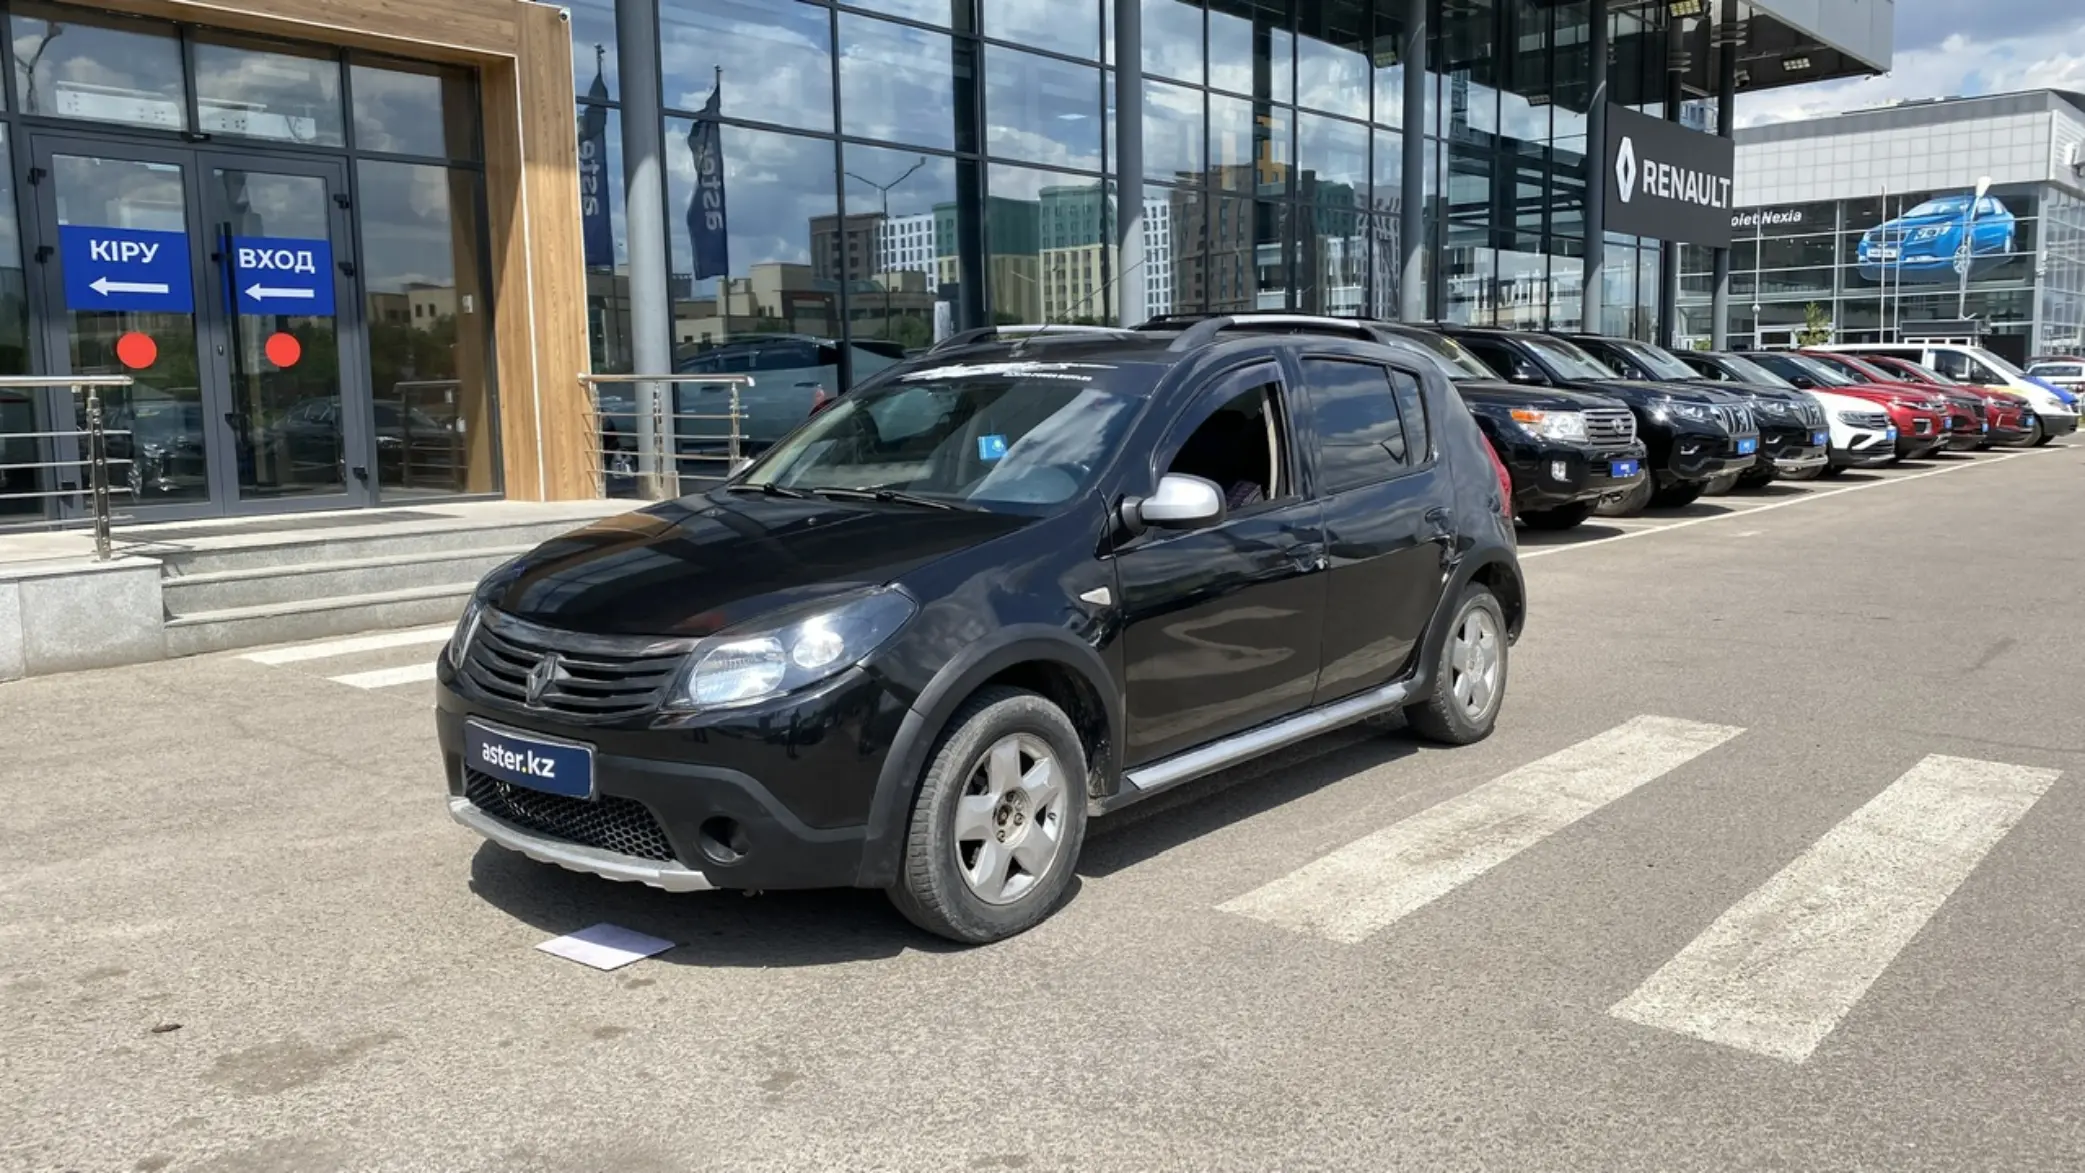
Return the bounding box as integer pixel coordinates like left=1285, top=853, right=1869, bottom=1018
left=1957, top=175, right=1992, bottom=320
left=846, top=156, right=928, bottom=339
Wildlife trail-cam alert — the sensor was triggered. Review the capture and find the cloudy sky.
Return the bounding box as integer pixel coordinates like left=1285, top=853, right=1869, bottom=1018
left=1738, top=0, right=2085, bottom=126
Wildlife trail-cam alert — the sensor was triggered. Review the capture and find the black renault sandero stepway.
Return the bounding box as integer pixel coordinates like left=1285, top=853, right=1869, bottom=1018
left=435, top=320, right=1525, bottom=944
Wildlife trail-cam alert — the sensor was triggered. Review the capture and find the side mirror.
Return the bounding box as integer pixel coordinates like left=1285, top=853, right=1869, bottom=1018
left=1124, top=473, right=1227, bottom=533
left=1789, top=375, right=1818, bottom=389
left=1509, top=360, right=1546, bottom=385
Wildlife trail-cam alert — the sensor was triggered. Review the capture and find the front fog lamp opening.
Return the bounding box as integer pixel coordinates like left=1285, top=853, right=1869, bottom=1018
left=1549, top=459, right=1569, bottom=481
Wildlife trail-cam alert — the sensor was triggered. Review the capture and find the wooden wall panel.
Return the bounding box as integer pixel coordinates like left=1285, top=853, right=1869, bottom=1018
left=514, top=2, right=594, bottom=501
left=96, top=0, right=519, bottom=59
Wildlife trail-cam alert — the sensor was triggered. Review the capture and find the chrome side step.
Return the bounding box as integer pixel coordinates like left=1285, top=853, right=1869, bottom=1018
left=1098, top=678, right=1413, bottom=813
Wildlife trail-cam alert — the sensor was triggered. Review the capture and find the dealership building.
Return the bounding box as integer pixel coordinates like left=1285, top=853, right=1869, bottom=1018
left=1677, top=88, right=2085, bottom=361
left=0, top=0, right=1890, bottom=528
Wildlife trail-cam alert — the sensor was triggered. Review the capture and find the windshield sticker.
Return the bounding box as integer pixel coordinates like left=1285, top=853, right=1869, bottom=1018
left=978, top=434, right=1009, bottom=461
left=899, top=361, right=1114, bottom=383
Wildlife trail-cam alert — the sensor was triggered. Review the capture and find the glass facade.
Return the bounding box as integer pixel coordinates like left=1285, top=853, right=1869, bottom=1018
left=577, top=0, right=1685, bottom=391
left=0, top=1, right=498, bottom=521
left=1679, top=184, right=2085, bottom=360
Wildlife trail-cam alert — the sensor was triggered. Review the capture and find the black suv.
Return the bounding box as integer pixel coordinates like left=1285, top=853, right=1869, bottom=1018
left=1567, top=334, right=1829, bottom=489
left=1143, top=314, right=1647, bottom=531
left=435, top=320, right=1525, bottom=944
left=1437, top=326, right=1759, bottom=512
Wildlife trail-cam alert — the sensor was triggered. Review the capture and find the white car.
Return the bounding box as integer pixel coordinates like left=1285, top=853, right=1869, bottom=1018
left=1803, top=387, right=1898, bottom=476
left=2025, top=359, right=2085, bottom=396
left=1820, top=343, right=2079, bottom=445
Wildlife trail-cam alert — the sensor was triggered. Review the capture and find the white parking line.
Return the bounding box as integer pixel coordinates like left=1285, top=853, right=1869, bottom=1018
left=327, top=661, right=439, bottom=690
left=1218, top=715, right=1745, bottom=944
left=1522, top=448, right=2060, bottom=560
left=1609, top=754, right=2062, bottom=1064
left=241, top=625, right=454, bottom=665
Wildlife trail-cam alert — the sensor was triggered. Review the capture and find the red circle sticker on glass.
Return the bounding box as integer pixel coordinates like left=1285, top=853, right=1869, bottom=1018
left=264, top=332, right=302, bottom=369
left=115, top=332, right=157, bottom=370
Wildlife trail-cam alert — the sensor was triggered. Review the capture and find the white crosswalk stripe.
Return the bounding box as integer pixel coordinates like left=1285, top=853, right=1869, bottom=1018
left=1609, top=754, right=2062, bottom=1064
left=326, top=661, right=439, bottom=690
left=239, top=625, right=453, bottom=665
left=1219, top=715, right=1745, bottom=943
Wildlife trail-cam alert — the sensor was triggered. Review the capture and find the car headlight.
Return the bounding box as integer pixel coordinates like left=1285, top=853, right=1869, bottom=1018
left=1653, top=399, right=1712, bottom=423
left=1508, top=408, right=1587, bottom=441
left=667, top=588, right=917, bottom=710
left=1835, top=410, right=1872, bottom=426
left=448, top=595, right=485, bottom=669
left=1912, top=225, right=1947, bottom=241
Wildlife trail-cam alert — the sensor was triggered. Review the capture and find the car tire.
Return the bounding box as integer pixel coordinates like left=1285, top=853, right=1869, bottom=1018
left=1595, top=476, right=1651, bottom=518
left=1736, top=464, right=1777, bottom=489
left=887, top=687, right=1089, bottom=945
left=1701, top=472, right=1742, bottom=495
left=1649, top=479, right=1706, bottom=509
left=1779, top=463, right=1825, bottom=481
left=2028, top=419, right=2051, bottom=446
left=1520, top=501, right=1597, bottom=530
left=1405, top=584, right=1508, bottom=746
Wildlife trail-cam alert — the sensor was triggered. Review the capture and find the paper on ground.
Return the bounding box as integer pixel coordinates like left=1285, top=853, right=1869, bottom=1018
left=536, top=923, right=675, bottom=970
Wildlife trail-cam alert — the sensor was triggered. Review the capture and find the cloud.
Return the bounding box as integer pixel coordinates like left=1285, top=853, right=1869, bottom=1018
left=1737, top=12, right=2085, bottom=128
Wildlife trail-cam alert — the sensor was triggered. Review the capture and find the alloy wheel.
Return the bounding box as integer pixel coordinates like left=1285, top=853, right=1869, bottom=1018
left=1448, top=607, right=1502, bottom=721
left=952, top=733, right=1070, bottom=905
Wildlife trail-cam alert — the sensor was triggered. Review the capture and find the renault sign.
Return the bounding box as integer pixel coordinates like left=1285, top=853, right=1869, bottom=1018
left=1603, top=104, right=1735, bottom=247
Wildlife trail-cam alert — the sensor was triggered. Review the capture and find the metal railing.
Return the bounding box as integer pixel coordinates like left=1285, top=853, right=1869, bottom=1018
left=0, top=374, right=137, bottom=560
left=576, top=372, right=755, bottom=501
left=389, top=379, right=468, bottom=492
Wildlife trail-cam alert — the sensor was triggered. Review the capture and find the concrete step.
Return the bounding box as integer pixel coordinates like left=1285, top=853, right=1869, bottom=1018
left=164, top=583, right=476, bottom=658
left=162, top=544, right=534, bottom=616
left=152, top=514, right=607, bottom=578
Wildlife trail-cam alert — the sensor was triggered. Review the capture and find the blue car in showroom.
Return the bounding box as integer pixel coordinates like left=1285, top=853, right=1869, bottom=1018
left=1857, top=193, right=2015, bottom=283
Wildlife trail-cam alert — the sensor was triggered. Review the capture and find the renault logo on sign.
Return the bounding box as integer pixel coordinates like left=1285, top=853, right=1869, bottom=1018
left=1602, top=104, right=1734, bottom=247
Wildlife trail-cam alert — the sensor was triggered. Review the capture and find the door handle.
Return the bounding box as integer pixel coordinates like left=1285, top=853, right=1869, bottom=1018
left=1288, top=541, right=1329, bottom=573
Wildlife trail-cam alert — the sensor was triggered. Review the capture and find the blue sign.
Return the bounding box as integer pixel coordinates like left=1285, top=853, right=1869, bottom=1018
left=232, top=236, right=335, bottom=316
left=686, top=82, right=730, bottom=281
left=60, top=225, right=193, bottom=313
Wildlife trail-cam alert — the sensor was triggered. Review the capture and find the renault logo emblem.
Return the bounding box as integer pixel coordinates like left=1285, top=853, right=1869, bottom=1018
left=524, top=653, right=561, bottom=706
left=1615, top=136, right=1637, bottom=204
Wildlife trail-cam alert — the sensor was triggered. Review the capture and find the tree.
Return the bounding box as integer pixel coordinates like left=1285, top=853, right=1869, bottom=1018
left=1797, top=302, right=1833, bottom=346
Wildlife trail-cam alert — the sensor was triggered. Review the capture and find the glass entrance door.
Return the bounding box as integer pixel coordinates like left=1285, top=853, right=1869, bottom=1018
left=29, top=135, right=369, bottom=516
left=197, top=154, right=366, bottom=508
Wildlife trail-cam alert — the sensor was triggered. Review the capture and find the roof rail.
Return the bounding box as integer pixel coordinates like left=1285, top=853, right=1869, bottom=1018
left=1162, top=312, right=1385, bottom=351
left=925, top=323, right=1133, bottom=354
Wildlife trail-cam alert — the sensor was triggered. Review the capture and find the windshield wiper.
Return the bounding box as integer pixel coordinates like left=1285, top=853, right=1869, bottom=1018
left=810, top=486, right=974, bottom=511
left=724, top=481, right=816, bottom=500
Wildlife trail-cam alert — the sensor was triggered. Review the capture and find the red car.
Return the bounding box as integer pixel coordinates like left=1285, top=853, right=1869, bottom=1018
left=1742, top=351, right=1949, bottom=461
left=1858, top=354, right=2037, bottom=447
left=1800, top=351, right=1985, bottom=453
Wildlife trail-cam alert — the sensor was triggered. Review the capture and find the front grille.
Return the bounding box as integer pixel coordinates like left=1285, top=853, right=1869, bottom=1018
left=1583, top=407, right=1636, bottom=447
left=1713, top=404, right=1756, bottom=434
left=462, top=613, right=688, bottom=722
left=465, top=770, right=678, bottom=862
left=1796, top=400, right=1826, bottom=429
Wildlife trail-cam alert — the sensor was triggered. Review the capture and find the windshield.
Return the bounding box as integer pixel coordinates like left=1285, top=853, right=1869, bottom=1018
left=1387, top=329, right=1499, bottom=380
left=1752, top=352, right=1855, bottom=387
left=1813, top=353, right=1896, bottom=383
left=1968, top=348, right=2026, bottom=378
left=737, top=360, right=1147, bottom=512
left=1713, top=354, right=1797, bottom=389
left=1608, top=340, right=1699, bottom=381
left=1905, top=196, right=1970, bottom=218
left=1521, top=336, right=1619, bottom=381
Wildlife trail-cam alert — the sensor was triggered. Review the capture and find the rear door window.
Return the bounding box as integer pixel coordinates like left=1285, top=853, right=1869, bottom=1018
left=1301, top=358, right=1410, bottom=492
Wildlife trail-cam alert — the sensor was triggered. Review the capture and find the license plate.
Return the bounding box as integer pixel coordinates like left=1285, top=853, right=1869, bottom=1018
left=1812, top=431, right=1828, bottom=446
left=1609, top=459, right=1640, bottom=478
left=1736, top=437, right=1758, bottom=456
left=1886, top=426, right=1899, bottom=440
left=1982, top=422, right=1990, bottom=432
left=1873, top=247, right=1899, bottom=260
left=466, top=719, right=595, bottom=799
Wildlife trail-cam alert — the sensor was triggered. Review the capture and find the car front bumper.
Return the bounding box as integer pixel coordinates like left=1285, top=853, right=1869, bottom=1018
left=1503, top=439, right=1650, bottom=510
left=436, top=663, right=910, bottom=893
left=1664, top=427, right=1758, bottom=482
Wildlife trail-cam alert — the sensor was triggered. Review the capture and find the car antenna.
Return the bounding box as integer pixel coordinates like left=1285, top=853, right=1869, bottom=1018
left=1009, top=251, right=1152, bottom=354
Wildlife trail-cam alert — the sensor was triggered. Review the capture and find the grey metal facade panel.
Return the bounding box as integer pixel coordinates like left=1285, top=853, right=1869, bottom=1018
left=1738, top=92, right=2061, bottom=146
left=1746, top=0, right=1895, bottom=74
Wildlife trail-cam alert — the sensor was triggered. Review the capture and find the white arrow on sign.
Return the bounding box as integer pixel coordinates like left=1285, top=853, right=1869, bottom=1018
left=245, top=284, right=317, bottom=301
left=89, top=276, right=170, bottom=296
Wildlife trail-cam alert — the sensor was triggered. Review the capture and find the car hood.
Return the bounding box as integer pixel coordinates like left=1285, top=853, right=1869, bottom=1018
left=1555, top=378, right=1739, bottom=406
left=1821, top=384, right=1938, bottom=410
left=1452, top=379, right=1624, bottom=411
left=482, top=492, right=1035, bottom=638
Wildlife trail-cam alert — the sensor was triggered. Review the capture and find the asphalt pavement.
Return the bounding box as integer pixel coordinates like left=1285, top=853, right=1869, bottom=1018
left=5, top=444, right=2084, bottom=1172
